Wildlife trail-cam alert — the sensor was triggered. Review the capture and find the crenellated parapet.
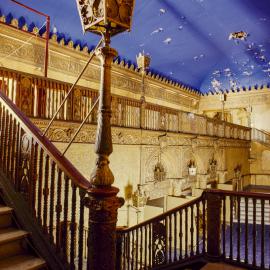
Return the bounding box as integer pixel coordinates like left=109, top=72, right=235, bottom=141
left=0, top=12, right=200, bottom=111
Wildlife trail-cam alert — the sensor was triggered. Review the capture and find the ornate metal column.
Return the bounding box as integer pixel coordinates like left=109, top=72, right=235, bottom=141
left=75, top=1, right=135, bottom=269
left=136, top=52, right=151, bottom=128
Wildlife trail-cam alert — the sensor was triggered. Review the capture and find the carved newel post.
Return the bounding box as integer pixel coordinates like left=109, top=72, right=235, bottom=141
left=75, top=1, right=135, bottom=269
left=206, top=191, right=222, bottom=260
left=87, top=32, right=124, bottom=270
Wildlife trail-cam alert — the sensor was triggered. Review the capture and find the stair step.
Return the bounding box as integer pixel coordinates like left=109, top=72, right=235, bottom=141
left=0, top=229, right=28, bottom=245
left=0, top=206, right=13, bottom=229
left=0, top=255, right=46, bottom=270
left=0, top=206, right=13, bottom=215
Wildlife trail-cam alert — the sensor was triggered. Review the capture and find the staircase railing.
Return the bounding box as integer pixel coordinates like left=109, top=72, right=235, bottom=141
left=117, top=189, right=270, bottom=270
left=0, top=90, right=91, bottom=269
left=116, top=196, right=207, bottom=269
left=0, top=67, right=251, bottom=140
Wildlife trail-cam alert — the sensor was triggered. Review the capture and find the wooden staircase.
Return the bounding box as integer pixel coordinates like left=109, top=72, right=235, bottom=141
left=0, top=204, right=46, bottom=269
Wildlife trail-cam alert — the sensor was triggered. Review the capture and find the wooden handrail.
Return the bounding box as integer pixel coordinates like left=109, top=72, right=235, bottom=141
left=121, top=187, right=270, bottom=234
left=206, top=188, right=270, bottom=199
left=0, top=91, right=91, bottom=190
left=121, top=196, right=203, bottom=232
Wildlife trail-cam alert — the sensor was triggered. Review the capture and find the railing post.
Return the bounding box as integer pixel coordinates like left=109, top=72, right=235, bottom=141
left=87, top=31, right=124, bottom=270
left=206, top=191, right=222, bottom=260
left=116, top=227, right=125, bottom=270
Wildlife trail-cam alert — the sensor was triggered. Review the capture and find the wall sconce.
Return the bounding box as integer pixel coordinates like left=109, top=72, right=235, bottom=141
left=154, top=162, right=166, bottom=182
left=188, top=160, right=197, bottom=176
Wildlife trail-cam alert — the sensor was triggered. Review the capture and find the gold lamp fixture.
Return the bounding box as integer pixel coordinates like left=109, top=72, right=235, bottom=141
left=75, top=0, right=135, bottom=36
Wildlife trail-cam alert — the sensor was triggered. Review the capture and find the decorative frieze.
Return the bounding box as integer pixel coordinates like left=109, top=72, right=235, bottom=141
left=0, top=23, right=199, bottom=110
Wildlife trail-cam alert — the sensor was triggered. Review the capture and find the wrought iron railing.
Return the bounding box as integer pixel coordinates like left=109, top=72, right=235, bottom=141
left=0, top=90, right=90, bottom=269
left=117, top=189, right=270, bottom=270
left=0, top=67, right=251, bottom=140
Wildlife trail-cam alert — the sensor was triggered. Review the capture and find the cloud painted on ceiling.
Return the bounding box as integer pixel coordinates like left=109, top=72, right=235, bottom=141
left=1, top=0, right=270, bottom=93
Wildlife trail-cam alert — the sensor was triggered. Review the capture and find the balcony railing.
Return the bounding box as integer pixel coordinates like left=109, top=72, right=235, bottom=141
left=252, top=128, right=270, bottom=145
left=0, top=67, right=251, bottom=140
left=117, top=189, right=270, bottom=270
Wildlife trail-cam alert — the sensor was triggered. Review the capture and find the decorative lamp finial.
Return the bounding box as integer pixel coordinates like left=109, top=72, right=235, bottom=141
left=75, top=0, right=136, bottom=36
left=136, top=51, right=151, bottom=70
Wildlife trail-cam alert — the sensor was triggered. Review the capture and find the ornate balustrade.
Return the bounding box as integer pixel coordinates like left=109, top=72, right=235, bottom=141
left=117, top=189, right=270, bottom=270
left=0, top=90, right=91, bottom=269
left=252, top=128, right=270, bottom=145
left=0, top=67, right=251, bottom=140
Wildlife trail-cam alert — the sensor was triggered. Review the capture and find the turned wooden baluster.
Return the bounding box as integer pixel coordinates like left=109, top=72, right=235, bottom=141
left=185, top=207, right=188, bottom=258
left=49, top=160, right=56, bottom=243
left=244, top=197, right=248, bottom=264
left=149, top=223, right=152, bottom=267
left=237, top=196, right=241, bottom=262
left=70, top=184, right=77, bottom=270
left=190, top=204, right=194, bottom=256
left=202, top=197, right=206, bottom=254
left=0, top=108, right=6, bottom=165
left=252, top=198, right=256, bottom=267
left=196, top=202, right=200, bottom=256
left=222, top=196, right=226, bottom=258
left=78, top=189, right=86, bottom=270
left=62, top=175, right=70, bottom=261
left=14, top=123, right=22, bottom=191
left=131, top=230, right=134, bottom=270
left=179, top=209, right=183, bottom=259
left=144, top=226, right=147, bottom=268
left=3, top=111, right=9, bottom=173
left=169, top=215, right=172, bottom=263
left=10, top=118, right=17, bottom=185
left=140, top=226, right=143, bottom=269
left=42, top=155, right=50, bottom=234
left=229, top=196, right=233, bottom=260
left=55, top=169, right=63, bottom=252
left=6, top=115, right=12, bottom=175
left=37, top=148, right=44, bottom=226
left=261, top=198, right=265, bottom=269
left=136, top=228, right=138, bottom=270
left=174, top=212, right=177, bottom=261
left=127, top=233, right=130, bottom=269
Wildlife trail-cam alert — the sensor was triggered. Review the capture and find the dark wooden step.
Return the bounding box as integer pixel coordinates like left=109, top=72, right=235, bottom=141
left=0, top=254, right=46, bottom=270
left=0, top=228, right=28, bottom=245
left=0, top=228, right=29, bottom=259
left=0, top=205, right=13, bottom=229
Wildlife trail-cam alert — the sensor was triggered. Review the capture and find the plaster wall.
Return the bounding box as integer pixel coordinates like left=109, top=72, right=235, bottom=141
left=199, top=88, right=270, bottom=132
left=53, top=130, right=250, bottom=226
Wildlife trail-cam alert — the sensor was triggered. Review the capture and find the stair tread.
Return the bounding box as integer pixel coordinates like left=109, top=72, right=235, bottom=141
left=0, top=206, right=13, bottom=215
left=0, top=228, right=28, bottom=245
left=0, top=255, right=46, bottom=270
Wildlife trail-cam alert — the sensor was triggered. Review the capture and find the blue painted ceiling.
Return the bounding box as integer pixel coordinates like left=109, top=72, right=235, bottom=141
left=1, top=0, right=270, bottom=93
